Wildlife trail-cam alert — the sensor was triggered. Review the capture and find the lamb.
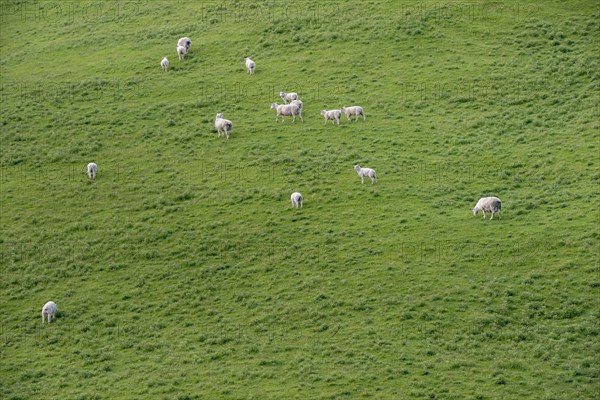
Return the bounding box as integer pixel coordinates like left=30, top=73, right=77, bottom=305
left=177, top=45, right=187, bottom=60
left=215, top=113, right=233, bottom=139
left=87, top=162, right=97, bottom=180
left=341, top=106, right=366, bottom=122
left=270, top=103, right=302, bottom=123
left=42, top=301, right=57, bottom=324
left=320, top=109, right=342, bottom=125
left=279, top=92, right=298, bottom=104
left=245, top=57, right=256, bottom=75
left=291, top=192, right=303, bottom=208
left=354, top=165, right=377, bottom=184
left=161, top=57, right=169, bottom=72
left=177, top=37, right=192, bottom=51
left=472, top=197, right=502, bottom=220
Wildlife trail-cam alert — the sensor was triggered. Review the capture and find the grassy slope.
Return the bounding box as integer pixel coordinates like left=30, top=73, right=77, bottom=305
left=1, top=0, right=599, bottom=399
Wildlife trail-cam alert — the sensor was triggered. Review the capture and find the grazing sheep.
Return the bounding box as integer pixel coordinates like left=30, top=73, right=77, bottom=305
left=245, top=57, right=256, bottom=75
left=177, top=37, right=192, bottom=51
left=320, top=109, right=342, bottom=125
left=354, top=165, right=377, bottom=184
left=215, top=113, right=233, bottom=139
left=270, top=103, right=302, bottom=123
left=279, top=91, right=298, bottom=104
left=87, top=162, right=97, bottom=180
left=472, top=197, right=502, bottom=220
left=161, top=57, right=169, bottom=72
left=177, top=45, right=187, bottom=60
left=341, top=106, right=365, bottom=122
left=42, top=301, right=57, bottom=324
left=291, top=192, right=303, bottom=208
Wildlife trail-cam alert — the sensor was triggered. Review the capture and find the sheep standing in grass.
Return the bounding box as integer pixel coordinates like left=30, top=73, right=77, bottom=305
left=290, top=99, right=303, bottom=120
left=161, top=57, right=169, bottom=72
left=321, top=109, right=342, bottom=125
left=354, top=165, right=377, bottom=184
left=87, top=162, right=97, bottom=180
left=271, top=103, right=302, bottom=123
left=177, top=45, right=187, bottom=60
left=341, top=106, right=365, bottom=122
left=472, top=197, right=502, bottom=220
left=177, top=37, right=192, bottom=51
left=42, top=301, right=57, bottom=324
left=279, top=92, right=298, bottom=104
left=215, top=113, right=233, bottom=139
left=245, top=57, right=256, bottom=75
left=291, top=192, right=303, bottom=208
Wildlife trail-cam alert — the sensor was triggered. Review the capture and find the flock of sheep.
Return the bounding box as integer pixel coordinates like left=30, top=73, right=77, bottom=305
left=159, top=37, right=385, bottom=213
left=110, top=35, right=506, bottom=219
left=162, top=38, right=368, bottom=135
left=163, top=36, right=193, bottom=68
left=43, top=35, right=502, bottom=324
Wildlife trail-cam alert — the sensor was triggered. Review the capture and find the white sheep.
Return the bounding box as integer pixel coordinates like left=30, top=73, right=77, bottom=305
left=290, top=99, right=303, bottom=120
left=271, top=103, right=302, bottom=123
left=472, top=197, right=502, bottom=220
left=245, top=57, right=256, bottom=75
left=354, top=165, right=377, bottom=184
left=291, top=192, right=303, bottom=208
left=279, top=92, right=298, bottom=104
left=320, top=109, right=342, bottom=125
left=42, top=301, right=57, bottom=324
left=87, top=162, right=97, bottom=180
left=177, top=37, right=192, bottom=51
left=341, top=106, right=366, bottom=122
left=161, top=57, right=169, bottom=72
left=177, top=45, right=187, bottom=60
left=215, top=113, right=233, bottom=139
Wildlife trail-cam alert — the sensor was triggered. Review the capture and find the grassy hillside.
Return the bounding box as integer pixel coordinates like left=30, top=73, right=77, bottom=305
left=1, top=0, right=598, bottom=399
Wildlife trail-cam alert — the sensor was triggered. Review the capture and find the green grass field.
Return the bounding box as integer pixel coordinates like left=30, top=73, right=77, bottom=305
left=1, top=1, right=599, bottom=399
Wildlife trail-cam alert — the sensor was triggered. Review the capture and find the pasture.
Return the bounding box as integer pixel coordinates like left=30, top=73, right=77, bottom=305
left=1, top=1, right=598, bottom=399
